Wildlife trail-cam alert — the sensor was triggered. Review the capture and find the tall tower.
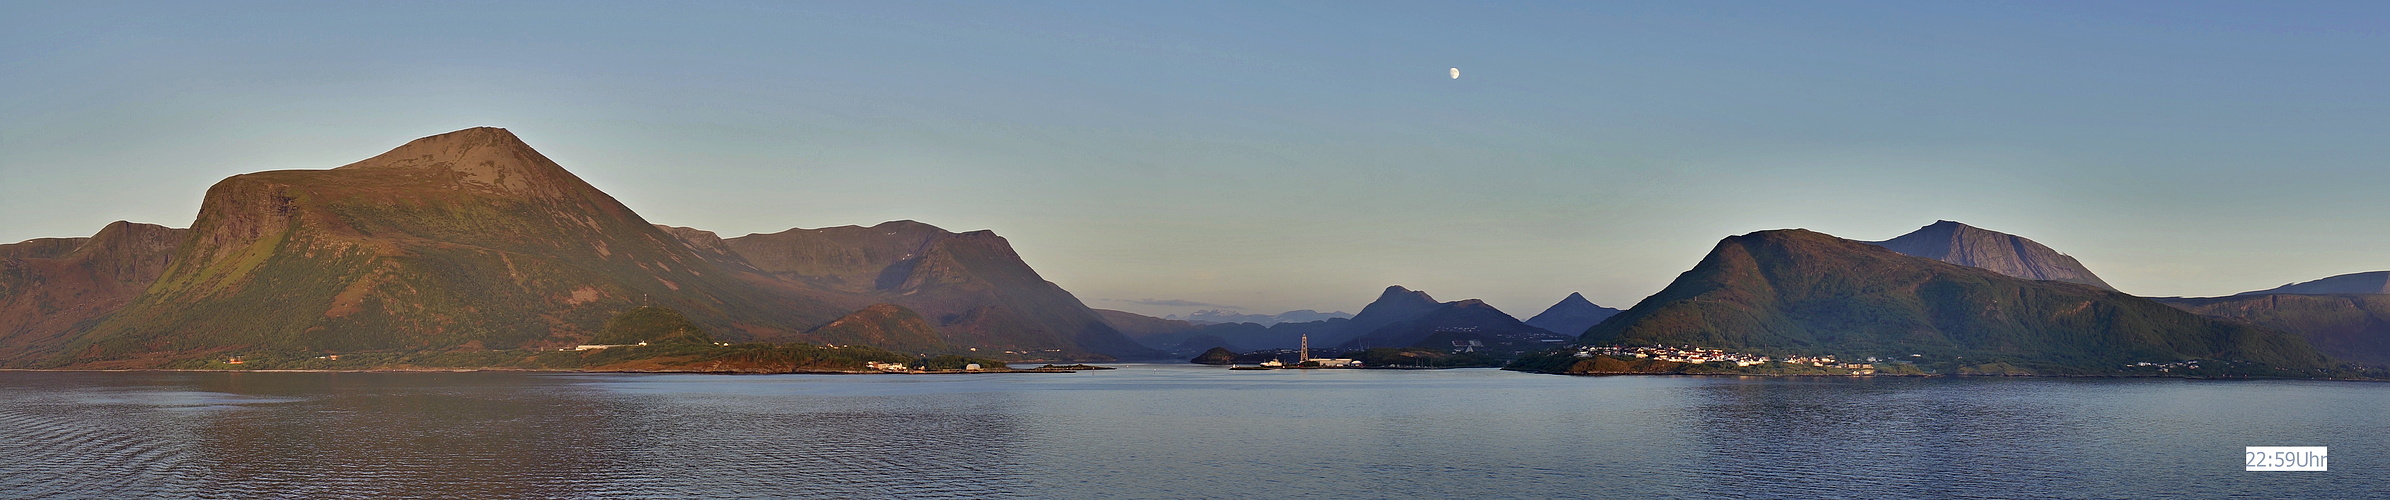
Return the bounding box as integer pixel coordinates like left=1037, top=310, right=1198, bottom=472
left=1299, top=334, right=1310, bottom=363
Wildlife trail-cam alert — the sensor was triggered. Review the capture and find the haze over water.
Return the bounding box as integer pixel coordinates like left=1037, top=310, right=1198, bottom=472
left=1, top=366, right=2378, bottom=499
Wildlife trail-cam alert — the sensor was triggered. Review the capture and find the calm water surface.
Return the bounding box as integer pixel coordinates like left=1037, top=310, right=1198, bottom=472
left=0, top=365, right=2381, bottom=499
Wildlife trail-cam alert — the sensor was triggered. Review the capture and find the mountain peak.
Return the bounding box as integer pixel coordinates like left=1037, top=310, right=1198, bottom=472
left=1378, top=285, right=1433, bottom=302
left=1866, top=221, right=2115, bottom=291
left=333, top=127, right=585, bottom=198
left=1524, top=292, right=1620, bottom=337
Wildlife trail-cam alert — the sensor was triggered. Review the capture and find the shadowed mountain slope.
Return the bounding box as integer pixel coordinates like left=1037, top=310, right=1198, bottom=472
left=2158, top=294, right=2390, bottom=367
left=687, top=220, right=1159, bottom=359
left=1585, top=229, right=2331, bottom=374
left=1867, top=221, right=2115, bottom=291
left=1341, top=299, right=1561, bottom=349
left=0, top=221, right=188, bottom=362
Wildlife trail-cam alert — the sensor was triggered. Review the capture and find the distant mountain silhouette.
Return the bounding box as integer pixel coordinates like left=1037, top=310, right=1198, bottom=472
left=2233, top=271, right=2390, bottom=296
left=1340, top=298, right=1561, bottom=350
left=1585, top=229, right=2331, bottom=374
left=1172, top=309, right=1351, bottom=326
left=1335, top=286, right=1445, bottom=345
left=1866, top=220, right=2114, bottom=290
left=1522, top=292, right=1620, bottom=337
left=1102, top=285, right=1546, bottom=353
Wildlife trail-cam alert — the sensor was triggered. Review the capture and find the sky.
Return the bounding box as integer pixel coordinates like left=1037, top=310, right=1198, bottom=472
left=4, top=1, right=2388, bottom=318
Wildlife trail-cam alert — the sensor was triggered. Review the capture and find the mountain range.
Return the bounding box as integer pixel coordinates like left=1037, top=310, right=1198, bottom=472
left=1105, top=285, right=1566, bottom=355
left=1170, top=309, right=1352, bottom=326
left=1576, top=228, right=2332, bottom=374
left=0, top=128, right=1153, bottom=367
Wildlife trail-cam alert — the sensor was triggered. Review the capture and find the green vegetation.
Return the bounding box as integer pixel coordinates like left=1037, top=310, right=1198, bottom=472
left=1190, top=347, right=1237, bottom=365
left=1344, top=347, right=1505, bottom=368
left=1580, top=230, right=2338, bottom=376
left=159, top=341, right=1010, bottom=373
left=804, top=304, right=949, bottom=354
left=593, top=306, right=714, bottom=345
left=2158, top=294, right=2390, bottom=367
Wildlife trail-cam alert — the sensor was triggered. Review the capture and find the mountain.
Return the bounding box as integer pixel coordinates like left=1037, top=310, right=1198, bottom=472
left=1866, top=221, right=2115, bottom=290
left=1190, top=346, right=1238, bottom=365
left=42, top=127, right=852, bottom=368
left=2233, top=271, right=2390, bottom=296
left=0, top=221, right=188, bottom=362
left=1340, top=299, right=1562, bottom=350
left=1173, top=309, right=1352, bottom=326
left=805, top=304, right=951, bottom=355
left=1111, top=285, right=1545, bottom=353
left=1093, top=308, right=1196, bottom=338
left=687, top=220, right=1159, bottom=359
left=2157, top=294, right=2390, bottom=366
left=1522, top=292, right=1621, bottom=337
left=1582, top=229, right=2333, bottom=374
left=1, top=128, right=1147, bottom=367
left=1334, top=286, right=1444, bottom=345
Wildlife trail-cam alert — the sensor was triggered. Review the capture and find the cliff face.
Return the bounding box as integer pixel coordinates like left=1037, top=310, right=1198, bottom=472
left=42, top=128, right=847, bottom=367
left=1867, top=221, right=2115, bottom=291
left=1586, top=229, right=2332, bottom=374
left=0, top=221, right=188, bottom=362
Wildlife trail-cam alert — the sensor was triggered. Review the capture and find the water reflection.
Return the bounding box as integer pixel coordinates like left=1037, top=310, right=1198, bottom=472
left=0, top=369, right=2380, bottom=499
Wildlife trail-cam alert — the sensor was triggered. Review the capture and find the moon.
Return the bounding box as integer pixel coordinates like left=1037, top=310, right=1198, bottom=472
left=1450, top=68, right=1460, bottom=79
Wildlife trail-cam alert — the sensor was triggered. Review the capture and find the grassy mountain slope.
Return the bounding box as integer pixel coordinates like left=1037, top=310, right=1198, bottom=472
left=1583, top=229, right=2332, bottom=374
left=2158, top=293, right=2390, bottom=366
left=805, top=303, right=951, bottom=355
left=43, top=128, right=846, bottom=367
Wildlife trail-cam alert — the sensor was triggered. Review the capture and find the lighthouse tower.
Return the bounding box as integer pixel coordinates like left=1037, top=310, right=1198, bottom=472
left=1299, top=334, right=1310, bottom=363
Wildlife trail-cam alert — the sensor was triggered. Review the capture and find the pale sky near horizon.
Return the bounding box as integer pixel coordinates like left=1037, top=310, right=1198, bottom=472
left=5, top=1, right=2388, bottom=318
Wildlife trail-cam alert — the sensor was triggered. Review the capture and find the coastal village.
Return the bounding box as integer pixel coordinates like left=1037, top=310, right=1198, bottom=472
left=1572, top=345, right=1883, bottom=374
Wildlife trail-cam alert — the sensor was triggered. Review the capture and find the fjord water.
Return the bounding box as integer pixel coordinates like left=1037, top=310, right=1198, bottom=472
left=1, top=366, right=2379, bottom=499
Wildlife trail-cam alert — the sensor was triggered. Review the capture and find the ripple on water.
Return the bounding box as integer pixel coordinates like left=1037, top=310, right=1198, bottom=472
left=0, top=370, right=2383, bottom=499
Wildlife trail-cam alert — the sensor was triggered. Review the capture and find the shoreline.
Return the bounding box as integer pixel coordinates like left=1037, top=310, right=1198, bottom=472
left=1506, top=368, right=2386, bottom=382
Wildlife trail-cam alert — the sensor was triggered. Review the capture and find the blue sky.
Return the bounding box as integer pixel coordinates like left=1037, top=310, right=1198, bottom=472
left=4, top=1, right=2387, bottom=317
